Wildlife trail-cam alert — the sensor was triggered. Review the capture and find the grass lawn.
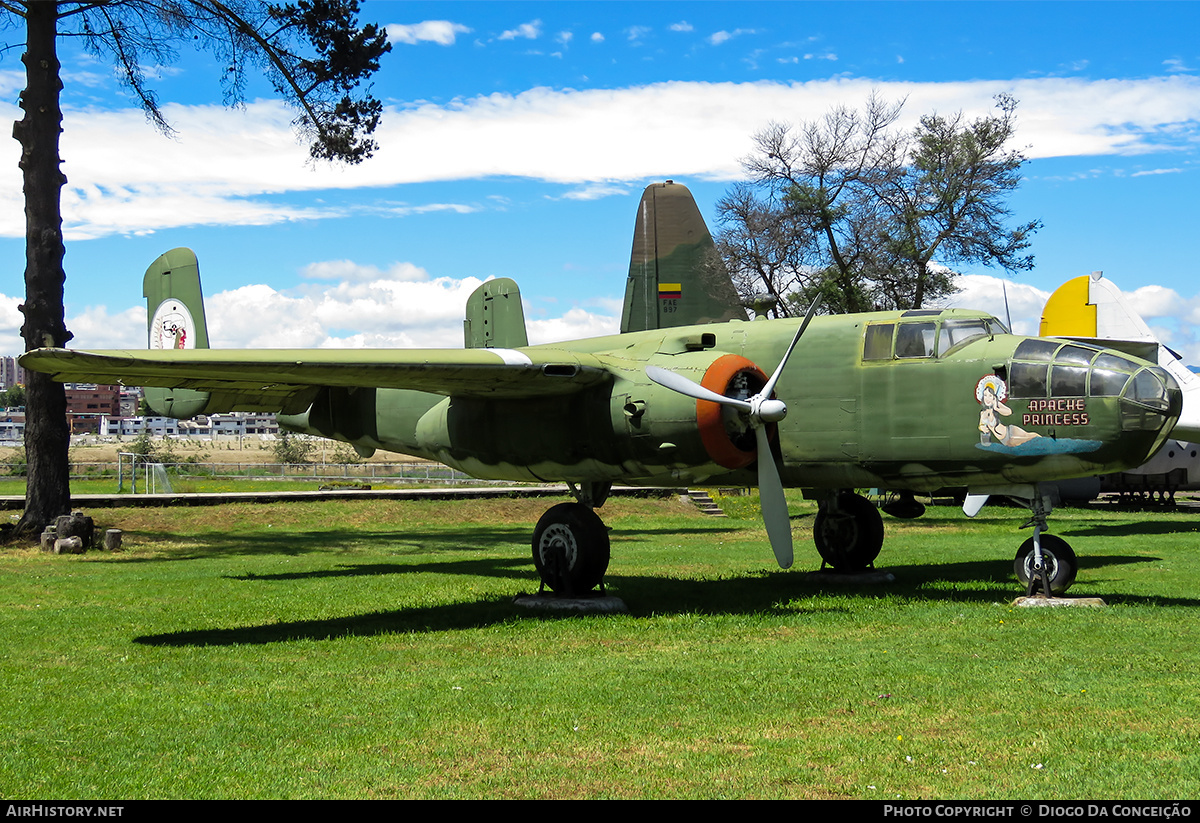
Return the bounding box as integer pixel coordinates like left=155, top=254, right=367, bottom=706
left=2, top=493, right=1199, bottom=799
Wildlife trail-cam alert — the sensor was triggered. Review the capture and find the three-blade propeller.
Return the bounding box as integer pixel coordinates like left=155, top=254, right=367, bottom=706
left=646, top=298, right=821, bottom=569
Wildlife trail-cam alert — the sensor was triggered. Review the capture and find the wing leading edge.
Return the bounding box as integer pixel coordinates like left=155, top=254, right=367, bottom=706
left=19, top=346, right=612, bottom=415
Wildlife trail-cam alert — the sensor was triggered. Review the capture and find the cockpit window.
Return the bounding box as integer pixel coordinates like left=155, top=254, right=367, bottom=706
left=1090, top=369, right=1130, bottom=397
left=863, top=315, right=1001, bottom=361
left=1129, top=369, right=1171, bottom=409
left=1051, top=364, right=1089, bottom=397
left=938, top=319, right=991, bottom=356
left=863, top=323, right=894, bottom=361
left=1013, top=339, right=1060, bottom=362
left=1010, top=362, right=1049, bottom=398
left=1010, top=337, right=1150, bottom=399
left=1094, top=352, right=1138, bottom=372
left=895, top=322, right=937, bottom=358
left=1056, top=345, right=1096, bottom=366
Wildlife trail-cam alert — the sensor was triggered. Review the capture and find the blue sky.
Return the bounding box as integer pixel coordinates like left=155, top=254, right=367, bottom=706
left=1, top=1, right=1199, bottom=359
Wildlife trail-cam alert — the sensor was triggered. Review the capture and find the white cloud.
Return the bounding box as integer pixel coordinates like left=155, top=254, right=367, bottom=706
left=527, top=307, right=618, bottom=345
left=0, top=292, right=22, bottom=356
left=65, top=304, right=147, bottom=349
left=300, top=261, right=430, bottom=282
left=670, top=22, right=694, bottom=33
left=1124, top=284, right=1184, bottom=319
left=936, top=274, right=1050, bottom=336
left=45, top=265, right=619, bottom=351
left=499, top=20, right=542, bottom=41
left=4, top=75, right=1200, bottom=240
left=0, top=297, right=147, bottom=353
left=1131, top=168, right=1183, bottom=177
left=386, top=21, right=472, bottom=46
left=709, top=29, right=757, bottom=46
left=0, top=69, right=25, bottom=99
left=555, top=183, right=632, bottom=201
left=590, top=32, right=604, bottom=43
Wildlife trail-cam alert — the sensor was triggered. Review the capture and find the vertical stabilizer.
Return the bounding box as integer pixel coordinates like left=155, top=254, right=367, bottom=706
left=142, top=248, right=211, bottom=418
left=1040, top=271, right=1160, bottom=343
left=620, top=181, right=745, bottom=333
left=463, top=278, right=529, bottom=349
left=1038, top=274, right=1097, bottom=338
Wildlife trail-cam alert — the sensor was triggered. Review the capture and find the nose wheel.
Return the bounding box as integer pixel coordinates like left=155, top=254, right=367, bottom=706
left=1015, top=533, right=1077, bottom=596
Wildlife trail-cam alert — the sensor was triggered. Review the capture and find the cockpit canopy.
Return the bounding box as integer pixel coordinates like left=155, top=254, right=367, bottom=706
left=863, top=312, right=1008, bottom=361
left=1009, top=339, right=1171, bottom=404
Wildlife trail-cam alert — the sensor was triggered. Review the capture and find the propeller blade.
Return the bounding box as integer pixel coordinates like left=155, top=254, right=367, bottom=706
left=645, top=365, right=753, bottom=412
left=755, top=424, right=793, bottom=568
left=645, top=297, right=819, bottom=571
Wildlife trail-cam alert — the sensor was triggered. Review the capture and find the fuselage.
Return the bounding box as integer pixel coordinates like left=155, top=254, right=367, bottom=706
left=280, top=308, right=1181, bottom=494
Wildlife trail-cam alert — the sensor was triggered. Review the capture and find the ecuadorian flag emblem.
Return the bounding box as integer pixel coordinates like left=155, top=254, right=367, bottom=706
left=658, top=283, right=682, bottom=299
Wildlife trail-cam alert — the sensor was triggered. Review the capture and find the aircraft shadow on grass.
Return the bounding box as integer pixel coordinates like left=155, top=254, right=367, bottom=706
left=96, top=522, right=733, bottom=563
left=1059, top=520, right=1200, bottom=539
left=133, top=549, right=1200, bottom=648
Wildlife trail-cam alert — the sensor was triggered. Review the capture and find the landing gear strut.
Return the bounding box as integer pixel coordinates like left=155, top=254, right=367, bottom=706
left=1013, top=490, right=1078, bottom=596
left=813, top=491, right=884, bottom=572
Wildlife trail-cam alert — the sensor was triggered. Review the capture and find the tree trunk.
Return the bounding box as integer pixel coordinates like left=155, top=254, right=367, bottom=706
left=14, top=3, right=72, bottom=537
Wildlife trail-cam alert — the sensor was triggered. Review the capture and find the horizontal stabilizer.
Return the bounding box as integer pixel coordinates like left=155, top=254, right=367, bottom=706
left=464, top=278, right=528, bottom=349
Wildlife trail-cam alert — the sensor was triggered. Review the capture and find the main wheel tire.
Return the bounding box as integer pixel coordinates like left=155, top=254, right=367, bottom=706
left=532, top=502, right=610, bottom=595
left=1014, top=534, right=1077, bottom=595
left=813, top=492, right=884, bottom=571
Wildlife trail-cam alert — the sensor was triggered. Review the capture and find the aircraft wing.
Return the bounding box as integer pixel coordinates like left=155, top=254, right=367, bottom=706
left=19, top=347, right=612, bottom=414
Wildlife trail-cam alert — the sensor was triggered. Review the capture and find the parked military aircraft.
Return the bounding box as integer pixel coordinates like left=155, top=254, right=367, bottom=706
left=20, top=182, right=1184, bottom=596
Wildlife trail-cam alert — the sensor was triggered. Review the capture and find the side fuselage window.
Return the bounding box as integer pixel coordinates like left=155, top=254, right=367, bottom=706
left=863, top=315, right=998, bottom=362
left=895, top=321, right=936, bottom=358
left=863, top=324, right=895, bottom=361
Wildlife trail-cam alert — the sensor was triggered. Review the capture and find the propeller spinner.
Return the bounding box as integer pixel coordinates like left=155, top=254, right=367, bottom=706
left=646, top=298, right=821, bottom=569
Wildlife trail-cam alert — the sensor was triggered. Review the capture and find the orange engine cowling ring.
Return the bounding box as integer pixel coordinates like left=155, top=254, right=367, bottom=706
left=696, top=354, right=773, bottom=470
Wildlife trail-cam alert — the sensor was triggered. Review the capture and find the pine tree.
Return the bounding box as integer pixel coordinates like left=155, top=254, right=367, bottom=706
left=2, top=1, right=390, bottom=536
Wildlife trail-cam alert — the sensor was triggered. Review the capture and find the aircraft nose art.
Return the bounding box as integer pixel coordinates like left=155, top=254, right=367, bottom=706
left=994, top=338, right=1180, bottom=466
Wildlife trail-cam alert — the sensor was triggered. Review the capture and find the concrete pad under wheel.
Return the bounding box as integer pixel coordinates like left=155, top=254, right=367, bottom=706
left=1012, top=595, right=1107, bottom=608
left=514, top=593, right=629, bottom=614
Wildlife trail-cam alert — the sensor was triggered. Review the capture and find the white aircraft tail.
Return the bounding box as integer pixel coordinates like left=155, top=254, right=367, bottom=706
left=1040, top=271, right=1200, bottom=441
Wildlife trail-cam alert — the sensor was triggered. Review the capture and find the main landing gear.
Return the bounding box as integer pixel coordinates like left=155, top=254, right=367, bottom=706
left=813, top=491, right=885, bottom=572
left=532, top=502, right=611, bottom=596
left=530, top=481, right=613, bottom=597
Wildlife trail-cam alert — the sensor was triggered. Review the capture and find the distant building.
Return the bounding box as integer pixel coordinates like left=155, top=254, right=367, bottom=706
left=119, top=387, right=141, bottom=417
left=98, top=411, right=280, bottom=439
left=0, top=408, right=24, bottom=441
left=0, top=356, right=24, bottom=390
left=64, top=384, right=121, bottom=435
